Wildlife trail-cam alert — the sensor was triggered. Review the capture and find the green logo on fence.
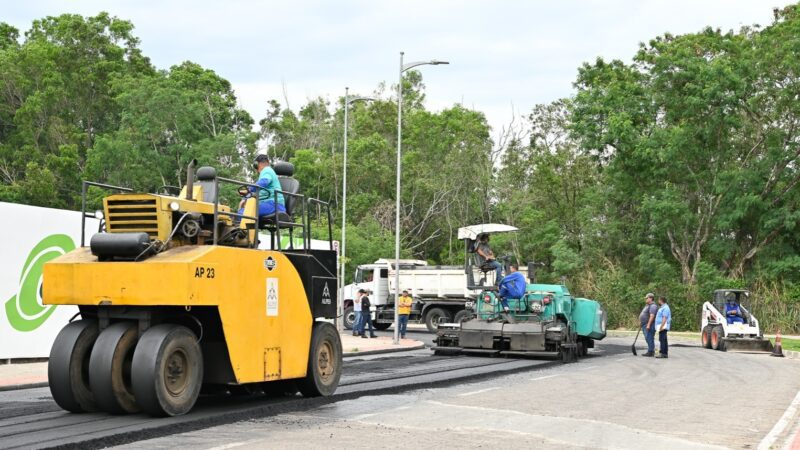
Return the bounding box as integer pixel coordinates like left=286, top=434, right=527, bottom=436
left=5, top=234, right=75, bottom=332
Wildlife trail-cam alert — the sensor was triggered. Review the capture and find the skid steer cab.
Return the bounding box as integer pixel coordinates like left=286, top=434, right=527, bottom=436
left=43, top=160, right=341, bottom=417
left=700, top=289, right=773, bottom=352
left=433, top=224, right=607, bottom=362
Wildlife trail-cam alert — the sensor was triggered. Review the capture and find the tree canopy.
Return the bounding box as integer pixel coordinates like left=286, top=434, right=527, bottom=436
left=3, top=7, right=800, bottom=331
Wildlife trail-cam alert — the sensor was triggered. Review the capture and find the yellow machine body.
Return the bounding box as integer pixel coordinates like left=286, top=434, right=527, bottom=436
left=43, top=163, right=338, bottom=417
left=44, top=245, right=313, bottom=383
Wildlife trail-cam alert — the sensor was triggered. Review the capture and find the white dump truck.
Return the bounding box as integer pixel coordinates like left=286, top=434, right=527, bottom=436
left=343, top=259, right=479, bottom=332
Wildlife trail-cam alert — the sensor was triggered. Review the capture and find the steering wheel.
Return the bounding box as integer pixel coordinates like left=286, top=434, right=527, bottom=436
left=237, top=185, right=250, bottom=197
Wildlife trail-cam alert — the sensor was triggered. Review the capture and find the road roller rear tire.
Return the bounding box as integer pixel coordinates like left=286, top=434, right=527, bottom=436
left=297, top=322, right=342, bottom=397
left=48, top=320, right=99, bottom=413
left=89, top=322, right=140, bottom=414
left=131, top=324, right=203, bottom=416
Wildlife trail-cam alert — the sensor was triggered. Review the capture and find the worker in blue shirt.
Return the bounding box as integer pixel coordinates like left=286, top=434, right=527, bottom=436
left=497, top=264, right=526, bottom=313
left=654, top=296, right=671, bottom=359
left=239, top=154, right=286, bottom=218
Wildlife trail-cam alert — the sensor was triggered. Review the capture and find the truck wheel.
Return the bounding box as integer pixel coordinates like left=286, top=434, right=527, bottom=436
left=560, top=346, right=571, bottom=363
left=89, top=321, right=140, bottom=414
left=701, top=326, right=712, bottom=349
left=424, top=308, right=453, bottom=333
left=298, top=322, right=342, bottom=397
left=711, top=326, right=724, bottom=351
left=343, top=306, right=354, bottom=330
left=373, top=323, right=391, bottom=331
left=131, top=324, right=203, bottom=416
left=453, top=310, right=470, bottom=323
left=48, top=320, right=99, bottom=413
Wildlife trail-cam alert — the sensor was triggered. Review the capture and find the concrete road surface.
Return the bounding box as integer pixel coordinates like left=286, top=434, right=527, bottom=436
left=117, top=336, right=800, bottom=450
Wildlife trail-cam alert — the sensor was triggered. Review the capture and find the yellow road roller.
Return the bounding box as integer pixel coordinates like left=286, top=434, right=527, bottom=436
left=44, top=160, right=341, bottom=416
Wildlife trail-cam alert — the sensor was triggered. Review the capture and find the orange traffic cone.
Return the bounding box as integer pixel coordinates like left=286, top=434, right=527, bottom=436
left=771, top=330, right=784, bottom=357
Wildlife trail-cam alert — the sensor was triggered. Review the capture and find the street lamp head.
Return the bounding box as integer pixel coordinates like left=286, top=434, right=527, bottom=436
left=430, top=60, right=450, bottom=65
left=347, top=96, right=376, bottom=105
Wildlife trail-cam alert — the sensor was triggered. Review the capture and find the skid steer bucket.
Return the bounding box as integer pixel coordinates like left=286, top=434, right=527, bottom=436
left=722, top=337, right=774, bottom=353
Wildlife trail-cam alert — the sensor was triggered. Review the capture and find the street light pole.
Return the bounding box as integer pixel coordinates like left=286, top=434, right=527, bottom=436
left=339, top=88, right=374, bottom=334
left=339, top=87, right=350, bottom=334
left=393, top=52, right=449, bottom=345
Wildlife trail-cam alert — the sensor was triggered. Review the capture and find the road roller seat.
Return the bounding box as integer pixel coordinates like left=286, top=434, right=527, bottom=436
left=274, top=161, right=299, bottom=217
left=258, top=162, right=304, bottom=245
left=195, top=166, right=218, bottom=203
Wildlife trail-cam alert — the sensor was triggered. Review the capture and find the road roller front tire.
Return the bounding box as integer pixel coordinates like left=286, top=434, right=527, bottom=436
left=297, top=322, right=342, bottom=397
left=89, top=321, right=140, bottom=414
left=48, top=320, right=99, bottom=413
left=131, top=324, right=203, bottom=416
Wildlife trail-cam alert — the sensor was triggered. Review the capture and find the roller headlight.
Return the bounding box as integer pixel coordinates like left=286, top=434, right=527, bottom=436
left=169, top=201, right=180, bottom=211
left=94, top=210, right=104, bottom=220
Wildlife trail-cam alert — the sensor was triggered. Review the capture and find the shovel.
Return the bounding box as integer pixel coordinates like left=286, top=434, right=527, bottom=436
left=631, top=327, right=641, bottom=356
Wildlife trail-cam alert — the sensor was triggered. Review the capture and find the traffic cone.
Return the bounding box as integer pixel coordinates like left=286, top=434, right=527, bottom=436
left=771, top=330, right=784, bottom=357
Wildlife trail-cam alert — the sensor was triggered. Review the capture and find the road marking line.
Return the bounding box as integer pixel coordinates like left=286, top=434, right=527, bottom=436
left=458, top=387, right=500, bottom=397
left=530, top=375, right=557, bottom=381
left=208, top=440, right=263, bottom=450
left=758, top=389, right=800, bottom=450
left=580, top=365, right=598, bottom=370
left=615, top=358, right=628, bottom=362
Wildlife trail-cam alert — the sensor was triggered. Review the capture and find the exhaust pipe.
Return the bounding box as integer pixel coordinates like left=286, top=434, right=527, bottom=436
left=185, top=159, right=197, bottom=200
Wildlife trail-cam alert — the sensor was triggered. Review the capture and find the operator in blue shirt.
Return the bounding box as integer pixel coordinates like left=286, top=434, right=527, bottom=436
left=239, top=154, right=286, bottom=219
left=497, top=264, right=526, bottom=313
left=725, top=295, right=745, bottom=324
left=654, top=296, right=671, bottom=359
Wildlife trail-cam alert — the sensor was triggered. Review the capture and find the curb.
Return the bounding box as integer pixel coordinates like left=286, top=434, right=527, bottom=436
left=0, top=381, right=48, bottom=392
left=343, top=343, right=426, bottom=358
left=784, top=350, right=800, bottom=359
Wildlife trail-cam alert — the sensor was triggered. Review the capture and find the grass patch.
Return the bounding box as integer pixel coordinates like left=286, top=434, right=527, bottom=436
left=774, top=337, right=800, bottom=352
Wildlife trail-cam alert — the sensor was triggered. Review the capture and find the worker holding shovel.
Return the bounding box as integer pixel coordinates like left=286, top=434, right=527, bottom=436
left=639, top=293, right=658, bottom=357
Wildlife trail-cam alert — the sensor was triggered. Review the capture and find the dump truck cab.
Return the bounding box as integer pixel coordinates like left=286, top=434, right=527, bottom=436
left=433, top=224, right=606, bottom=362
left=44, top=160, right=341, bottom=417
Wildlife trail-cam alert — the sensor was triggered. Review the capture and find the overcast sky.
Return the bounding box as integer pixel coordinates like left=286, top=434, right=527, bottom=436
left=6, top=1, right=791, bottom=136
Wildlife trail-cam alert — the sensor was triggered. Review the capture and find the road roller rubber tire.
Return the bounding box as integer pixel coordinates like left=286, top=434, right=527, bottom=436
left=131, top=324, right=203, bottom=417
left=298, top=322, right=342, bottom=397
left=89, top=321, right=140, bottom=414
left=48, top=320, right=99, bottom=413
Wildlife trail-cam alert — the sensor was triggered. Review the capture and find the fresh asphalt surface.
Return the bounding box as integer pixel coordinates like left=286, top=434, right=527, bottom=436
left=0, top=329, right=627, bottom=449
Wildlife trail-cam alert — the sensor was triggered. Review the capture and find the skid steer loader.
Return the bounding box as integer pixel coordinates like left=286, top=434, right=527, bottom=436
left=44, top=160, right=341, bottom=417
left=700, top=289, right=773, bottom=352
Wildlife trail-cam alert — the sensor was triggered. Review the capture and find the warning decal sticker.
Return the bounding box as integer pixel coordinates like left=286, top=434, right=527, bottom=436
left=266, top=278, right=279, bottom=316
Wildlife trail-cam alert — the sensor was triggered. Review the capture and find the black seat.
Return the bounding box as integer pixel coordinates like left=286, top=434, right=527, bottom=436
left=258, top=161, right=302, bottom=229
left=195, top=166, right=217, bottom=203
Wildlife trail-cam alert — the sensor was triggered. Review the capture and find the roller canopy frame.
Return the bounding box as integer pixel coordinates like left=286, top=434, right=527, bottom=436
left=457, top=223, right=519, bottom=240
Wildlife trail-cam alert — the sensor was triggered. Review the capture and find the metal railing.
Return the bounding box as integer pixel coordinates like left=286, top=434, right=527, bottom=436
left=306, top=198, right=333, bottom=251
left=211, top=177, right=315, bottom=251
left=81, top=181, right=133, bottom=247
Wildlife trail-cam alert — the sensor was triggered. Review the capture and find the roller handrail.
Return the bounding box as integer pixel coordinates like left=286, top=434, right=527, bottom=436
left=81, top=181, right=134, bottom=247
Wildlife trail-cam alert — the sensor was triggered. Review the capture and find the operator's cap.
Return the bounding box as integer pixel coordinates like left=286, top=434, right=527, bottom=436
left=645, top=292, right=655, bottom=299
left=253, top=154, right=270, bottom=169
left=357, top=288, right=367, bottom=293
left=402, top=289, right=408, bottom=294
